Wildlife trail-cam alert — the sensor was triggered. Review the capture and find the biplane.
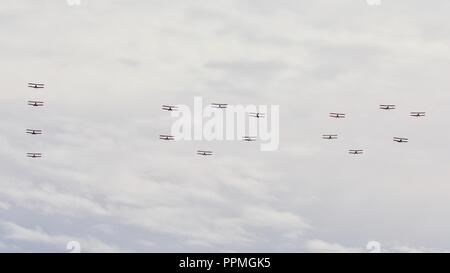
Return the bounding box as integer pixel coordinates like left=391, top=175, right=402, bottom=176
left=322, top=134, right=338, bottom=140
left=27, top=153, right=42, bottom=158
left=28, top=101, right=44, bottom=107
left=26, top=129, right=43, bottom=135
left=28, top=83, right=44, bottom=89
left=249, top=112, right=265, bottom=118
left=242, top=136, right=257, bottom=142
left=162, top=105, right=178, bottom=111
left=330, top=113, right=346, bottom=119
left=411, top=112, right=426, bottom=118
left=197, top=150, right=213, bottom=156
left=211, top=103, right=228, bottom=109
left=380, top=104, right=396, bottom=110
left=393, top=137, right=408, bottom=143
left=159, top=135, right=175, bottom=141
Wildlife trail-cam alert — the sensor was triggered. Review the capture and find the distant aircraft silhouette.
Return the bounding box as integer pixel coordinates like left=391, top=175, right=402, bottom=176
left=28, top=83, right=44, bottom=89
left=197, top=150, right=213, bottom=156
left=322, top=134, right=338, bottom=140
left=26, top=129, right=42, bottom=135
left=330, top=113, right=346, bottom=119
left=380, top=104, right=396, bottom=110
left=27, top=153, right=42, bottom=158
left=211, top=103, right=228, bottom=109
left=394, top=137, right=408, bottom=143
left=242, top=136, right=257, bottom=142
left=28, top=101, right=44, bottom=107
left=249, top=112, right=265, bottom=118
left=349, top=149, right=363, bottom=155
left=162, top=105, right=178, bottom=111
left=411, top=112, right=426, bottom=118
left=159, top=135, right=175, bottom=141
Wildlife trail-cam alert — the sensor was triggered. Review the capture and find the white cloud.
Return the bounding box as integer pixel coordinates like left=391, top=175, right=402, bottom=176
left=306, top=240, right=364, bottom=253
left=0, top=222, right=119, bottom=253
left=306, top=239, right=450, bottom=253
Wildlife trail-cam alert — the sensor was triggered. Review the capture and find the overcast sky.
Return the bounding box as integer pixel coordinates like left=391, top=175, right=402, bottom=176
left=1, top=0, right=450, bottom=252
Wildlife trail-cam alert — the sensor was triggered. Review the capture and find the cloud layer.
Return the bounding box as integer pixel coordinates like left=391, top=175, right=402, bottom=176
left=1, top=0, right=450, bottom=252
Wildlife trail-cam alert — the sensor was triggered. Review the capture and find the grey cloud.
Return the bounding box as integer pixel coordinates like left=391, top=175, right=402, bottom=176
left=1, top=0, right=450, bottom=252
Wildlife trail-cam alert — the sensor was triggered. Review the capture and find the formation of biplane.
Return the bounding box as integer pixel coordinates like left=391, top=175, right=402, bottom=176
left=25, top=82, right=426, bottom=159
left=26, top=83, right=45, bottom=159
left=326, top=104, right=426, bottom=156
left=159, top=101, right=427, bottom=156
left=160, top=104, right=266, bottom=156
